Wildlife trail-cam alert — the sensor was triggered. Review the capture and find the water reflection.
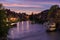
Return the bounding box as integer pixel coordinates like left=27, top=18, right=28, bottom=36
left=22, top=21, right=24, bottom=32
left=47, top=32, right=60, bottom=40
left=8, top=21, right=60, bottom=40
left=17, top=22, right=20, bottom=32
left=26, top=21, right=29, bottom=31
left=11, top=30, right=14, bottom=39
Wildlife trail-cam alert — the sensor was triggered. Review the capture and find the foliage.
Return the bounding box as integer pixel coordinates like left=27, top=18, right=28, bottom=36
left=0, top=4, right=9, bottom=40
left=47, top=5, right=60, bottom=23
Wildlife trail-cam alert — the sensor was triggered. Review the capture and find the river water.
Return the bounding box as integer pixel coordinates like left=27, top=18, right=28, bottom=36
left=7, top=21, right=60, bottom=40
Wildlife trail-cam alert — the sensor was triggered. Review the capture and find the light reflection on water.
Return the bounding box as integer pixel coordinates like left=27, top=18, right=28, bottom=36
left=17, top=22, right=20, bottom=33
left=26, top=21, right=29, bottom=31
left=17, top=21, right=30, bottom=33
left=7, top=21, right=60, bottom=40
left=22, top=21, right=24, bottom=32
left=11, top=30, right=14, bottom=39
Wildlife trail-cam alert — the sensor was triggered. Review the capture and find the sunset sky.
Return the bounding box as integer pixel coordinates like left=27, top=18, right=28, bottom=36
left=0, top=0, right=60, bottom=14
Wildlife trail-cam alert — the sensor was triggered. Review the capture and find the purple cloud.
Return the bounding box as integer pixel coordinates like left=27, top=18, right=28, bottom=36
left=0, top=0, right=60, bottom=14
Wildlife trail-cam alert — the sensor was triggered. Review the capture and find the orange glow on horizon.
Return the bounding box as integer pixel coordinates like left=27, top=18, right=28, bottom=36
left=10, top=9, right=41, bottom=15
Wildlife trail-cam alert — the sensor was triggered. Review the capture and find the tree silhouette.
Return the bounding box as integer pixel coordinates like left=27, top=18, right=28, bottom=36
left=47, top=5, right=59, bottom=22
left=0, top=4, right=8, bottom=40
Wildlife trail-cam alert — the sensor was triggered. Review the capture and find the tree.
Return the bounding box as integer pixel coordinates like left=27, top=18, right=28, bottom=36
left=0, top=4, right=8, bottom=40
left=47, top=5, right=59, bottom=22
left=47, top=5, right=60, bottom=30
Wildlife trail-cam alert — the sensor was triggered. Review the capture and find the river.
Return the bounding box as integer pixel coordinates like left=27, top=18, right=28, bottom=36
left=7, top=21, right=60, bottom=40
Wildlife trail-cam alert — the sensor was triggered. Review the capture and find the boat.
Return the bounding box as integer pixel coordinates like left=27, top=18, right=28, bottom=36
left=46, top=22, right=56, bottom=32
left=43, top=22, right=56, bottom=32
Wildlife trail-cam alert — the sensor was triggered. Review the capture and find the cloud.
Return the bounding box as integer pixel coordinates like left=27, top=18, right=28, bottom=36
left=3, top=3, right=43, bottom=8
left=0, top=0, right=6, bottom=1
left=1, top=0, right=60, bottom=7
left=0, top=0, right=60, bottom=14
left=16, top=0, right=59, bottom=2
left=11, top=9, right=41, bottom=15
left=36, top=2, right=60, bottom=5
